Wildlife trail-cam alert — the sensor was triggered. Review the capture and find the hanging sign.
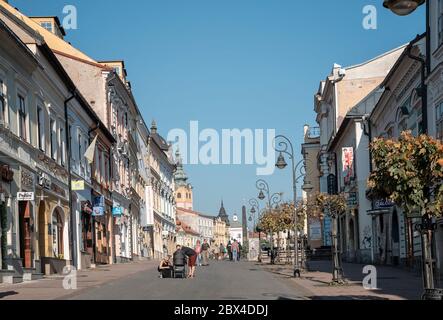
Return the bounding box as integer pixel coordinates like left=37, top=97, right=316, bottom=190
left=17, top=192, right=34, bottom=201
left=342, top=147, right=354, bottom=185
left=92, top=196, right=105, bottom=216
left=72, top=180, right=85, bottom=191
left=112, top=206, right=123, bottom=216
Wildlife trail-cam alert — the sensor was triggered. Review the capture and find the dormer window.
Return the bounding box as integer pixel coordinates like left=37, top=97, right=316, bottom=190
left=40, top=21, right=53, bottom=32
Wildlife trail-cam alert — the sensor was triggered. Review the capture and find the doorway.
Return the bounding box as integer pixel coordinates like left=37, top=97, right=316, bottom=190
left=392, top=210, right=400, bottom=265
left=18, top=201, right=32, bottom=269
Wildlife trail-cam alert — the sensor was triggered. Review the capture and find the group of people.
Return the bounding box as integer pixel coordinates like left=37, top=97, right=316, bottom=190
left=158, top=239, right=244, bottom=279
left=223, top=240, right=242, bottom=262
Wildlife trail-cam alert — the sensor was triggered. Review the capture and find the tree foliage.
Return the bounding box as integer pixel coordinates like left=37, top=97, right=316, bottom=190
left=257, top=202, right=305, bottom=234
left=368, top=131, right=443, bottom=217
left=313, top=193, right=348, bottom=218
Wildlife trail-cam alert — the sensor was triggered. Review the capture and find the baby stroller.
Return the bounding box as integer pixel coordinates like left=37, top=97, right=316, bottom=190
left=173, top=250, right=187, bottom=279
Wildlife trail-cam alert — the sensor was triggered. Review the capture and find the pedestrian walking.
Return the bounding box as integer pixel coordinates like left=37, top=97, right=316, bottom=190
left=195, top=240, right=202, bottom=267
left=238, top=242, right=242, bottom=261
left=213, top=243, right=220, bottom=260
left=201, top=239, right=210, bottom=266
left=219, top=243, right=225, bottom=260
left=232, top=240, right=239, bottom=262
left=227, top=241, right=233, bottom=261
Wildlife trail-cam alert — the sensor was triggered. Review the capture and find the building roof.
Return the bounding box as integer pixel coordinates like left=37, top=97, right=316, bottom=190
left=229, top=221, right=243, bottom=229
left=176, top=207, right=218, bottom=220
left=29, top=16, right=66, bottom=36
left=0, top=1, right=97, bottom=63
left=217, top=200, right=230, bottom=226
left=176, top=220, right=200, bottom=236
left=149, top=120, right=169, bottom=151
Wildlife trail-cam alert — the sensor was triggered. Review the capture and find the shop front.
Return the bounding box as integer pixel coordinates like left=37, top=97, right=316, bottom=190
left=79, top=199, right=93, bottom=269
left=0, top=163, right=14, bottom=271
left=36, top=173, right=71, bottom=275
left=92, top=194, right=113, bottom=265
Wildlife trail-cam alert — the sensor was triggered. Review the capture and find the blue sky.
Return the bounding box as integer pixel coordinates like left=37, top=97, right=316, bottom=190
left=11, top=0, right=424, bottom=219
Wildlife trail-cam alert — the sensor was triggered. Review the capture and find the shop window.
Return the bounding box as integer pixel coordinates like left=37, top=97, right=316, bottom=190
left=52, top=210, right=63, bottom=258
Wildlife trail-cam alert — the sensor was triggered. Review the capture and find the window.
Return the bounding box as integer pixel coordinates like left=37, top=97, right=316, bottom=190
left=40, top=21, right=53, bottom=33
left=18, top=95, right=27, bottom=140
left=84, top=140, right=88, bottom=175
left=50, top=119, right=57, bottom=160
left=78, top=133, right=82, bottom=161
left=439, top=0, right=443, bottom=45
left=177, top=193, right=182, bottom=199
left=52, top=210, right=63, bottom=257
left=98, top=149, right=103, bottom=183
left=60, top=127, right=65, bottom=166
left=104, top=154, right=109, bottom=186
left=0, top=79, right=6, bottom=124
left=37, top=107, right=44, bottom=151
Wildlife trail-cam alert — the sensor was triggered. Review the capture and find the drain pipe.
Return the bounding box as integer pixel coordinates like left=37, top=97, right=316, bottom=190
left=64, top=92, right=77, bottom=269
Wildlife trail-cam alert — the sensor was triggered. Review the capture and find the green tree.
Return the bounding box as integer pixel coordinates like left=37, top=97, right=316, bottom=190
left=368, top=131, right=443, bottom=298
left=314, top=193, right=348, bottom=284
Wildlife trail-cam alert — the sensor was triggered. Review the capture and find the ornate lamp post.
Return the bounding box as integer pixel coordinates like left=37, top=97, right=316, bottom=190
left=274, top=135, right=313, bottom=277
left=249, top=198, right=266, bottom=262
left=255, top=179, right=283, bottom=263
left=383, top=0, right=440, bottom=300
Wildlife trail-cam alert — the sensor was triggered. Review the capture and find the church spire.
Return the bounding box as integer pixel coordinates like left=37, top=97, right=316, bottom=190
left=218, top=199, right=230, bottom=226
left=174, top=147, right=188, bottom=187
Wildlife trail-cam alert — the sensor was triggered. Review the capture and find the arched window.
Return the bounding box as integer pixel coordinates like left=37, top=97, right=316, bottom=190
left=52, top=210, right=63, bottom=257
left=177, top=193, right=182, bottom=199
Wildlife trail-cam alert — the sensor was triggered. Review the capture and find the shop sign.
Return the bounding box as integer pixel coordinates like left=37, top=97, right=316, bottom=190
left=92, top=196, right=105, bottom=216
left=347, top=192, right=358, bottom=207
left=72, top=180, right=85, bottom=191
left=374, top=199, right=394, bottom=210
left=309, top=222, right=322, bottom=241
left=112, top=206, right=123, bottom=216
left=17, top=192, right=34, bottom=201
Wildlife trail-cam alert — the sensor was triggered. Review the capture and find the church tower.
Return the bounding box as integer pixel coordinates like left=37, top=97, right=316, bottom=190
left=218, top=200, right=230, bottom=226
left=174, top=148, right=193, bottom=210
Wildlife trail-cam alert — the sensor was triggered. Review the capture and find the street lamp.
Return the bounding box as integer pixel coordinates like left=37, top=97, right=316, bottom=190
left=383, top=0, right=440, bottom=300
left=274, top=135, right=314, bottom=278
left=249, top=198, right=262, bottom=262
left=255, top=179, right=283, bottom=264
left=383, top=0, right=424, bottom=16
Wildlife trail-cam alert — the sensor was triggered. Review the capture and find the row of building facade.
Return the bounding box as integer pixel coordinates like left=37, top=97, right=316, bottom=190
left=0, top=0, right=181, bottom=279
left=174, top=150, right=245, bottom=249
left=303, top=0, right=443, bottom=279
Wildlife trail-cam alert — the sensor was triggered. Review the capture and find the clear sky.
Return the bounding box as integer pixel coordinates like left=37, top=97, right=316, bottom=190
left=10, top=0, right=424, bottom=219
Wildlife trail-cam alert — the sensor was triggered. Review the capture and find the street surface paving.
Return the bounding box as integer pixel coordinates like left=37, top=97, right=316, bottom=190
left=69, top=260, right=312, bottom=300
left=0, top=259, right=423, bottom=300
